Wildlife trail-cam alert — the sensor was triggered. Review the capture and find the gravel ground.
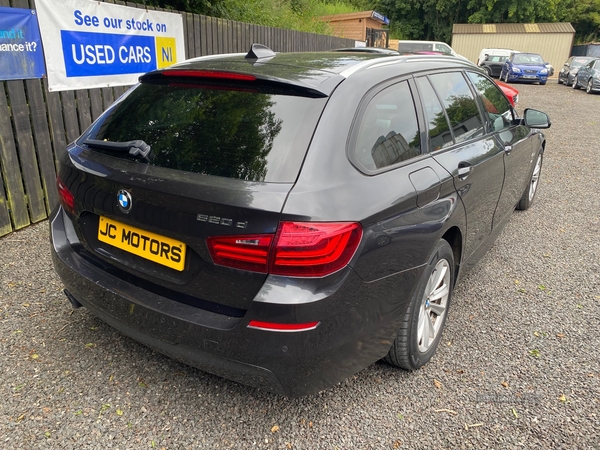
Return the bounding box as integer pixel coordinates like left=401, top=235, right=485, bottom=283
left=1, top=80, right=599, bottom=449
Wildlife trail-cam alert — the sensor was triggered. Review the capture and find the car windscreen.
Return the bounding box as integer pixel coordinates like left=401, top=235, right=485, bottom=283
left=80, top=83, right=327, bottom=182
left=513, top=54, right=544, bottom=65
left=572, top=57, right=593, bottom=67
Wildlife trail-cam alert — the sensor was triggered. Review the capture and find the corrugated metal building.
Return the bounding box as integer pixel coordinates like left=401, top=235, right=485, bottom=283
left=320, top=11, right=389, bottom=48
left=452, top=23, right=576, bottom=75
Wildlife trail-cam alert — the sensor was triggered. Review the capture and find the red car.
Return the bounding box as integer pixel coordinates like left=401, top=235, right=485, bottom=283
left=496, top=80, right=519, bottom=106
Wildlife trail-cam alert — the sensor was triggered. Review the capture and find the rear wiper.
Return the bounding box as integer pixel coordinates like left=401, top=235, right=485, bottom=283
left=83, top=139, right=151, bottom=159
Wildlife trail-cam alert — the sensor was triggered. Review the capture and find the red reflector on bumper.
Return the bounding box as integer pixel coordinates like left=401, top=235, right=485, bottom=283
left=247, top=320, right=320, bottom=332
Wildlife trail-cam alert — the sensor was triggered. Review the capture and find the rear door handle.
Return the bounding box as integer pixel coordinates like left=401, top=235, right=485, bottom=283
left=457, top=163, right=473, bottom=180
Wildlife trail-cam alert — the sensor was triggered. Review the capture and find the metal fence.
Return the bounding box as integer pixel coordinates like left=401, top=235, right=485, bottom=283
left=0, top=0, right=354, bottom=237
left=571, top=43, right=600, bottom=57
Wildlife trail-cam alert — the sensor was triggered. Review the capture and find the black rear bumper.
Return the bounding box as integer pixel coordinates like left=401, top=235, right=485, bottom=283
left=50, top=206, right=422, bottom=397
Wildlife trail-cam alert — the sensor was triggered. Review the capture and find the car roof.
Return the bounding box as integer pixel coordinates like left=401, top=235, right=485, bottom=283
left=155, top=44, right=478, bottom=96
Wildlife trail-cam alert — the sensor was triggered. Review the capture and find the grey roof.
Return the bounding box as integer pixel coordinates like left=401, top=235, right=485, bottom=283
left=453, top=23, right=576, bottom=34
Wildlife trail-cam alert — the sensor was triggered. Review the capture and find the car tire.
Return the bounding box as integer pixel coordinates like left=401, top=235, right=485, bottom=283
left=516, top=150, right=543, bottom=211
left=484, top=67, right=492, bottom=77
left=503, top=72, right=510, bottom=83
left=586, top=79, right=595, bottom=94
left=572, top=78, right=579, bottom=89
left=384, top=239, right=454, bottom=370
left=557, top=77, right=562, bottom=85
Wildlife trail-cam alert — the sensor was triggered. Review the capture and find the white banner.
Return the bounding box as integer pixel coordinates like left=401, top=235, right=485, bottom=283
left=36, top=0, right=185, bottom=91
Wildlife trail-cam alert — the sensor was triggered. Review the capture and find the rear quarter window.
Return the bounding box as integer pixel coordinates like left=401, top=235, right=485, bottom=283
left=350, top=80, right=421, bottom=172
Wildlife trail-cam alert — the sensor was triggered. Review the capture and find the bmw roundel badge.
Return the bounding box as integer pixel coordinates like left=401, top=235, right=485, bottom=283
left=117, top=189, right=133, bottom=213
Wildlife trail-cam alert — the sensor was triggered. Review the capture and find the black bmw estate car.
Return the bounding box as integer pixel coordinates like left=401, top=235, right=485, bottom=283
left=51, top=44, right=550, bottom=397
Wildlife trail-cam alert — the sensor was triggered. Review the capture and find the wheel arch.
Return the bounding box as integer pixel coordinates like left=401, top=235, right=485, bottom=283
left=441, top=226, right=462, bottom=285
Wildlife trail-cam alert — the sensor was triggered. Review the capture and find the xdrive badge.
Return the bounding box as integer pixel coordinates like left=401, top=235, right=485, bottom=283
left=117, top=189, right=133, bottom=213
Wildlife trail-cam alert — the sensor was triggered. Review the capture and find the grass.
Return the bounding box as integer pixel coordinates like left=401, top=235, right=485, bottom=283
left=218, top=0, right=360, bottom=33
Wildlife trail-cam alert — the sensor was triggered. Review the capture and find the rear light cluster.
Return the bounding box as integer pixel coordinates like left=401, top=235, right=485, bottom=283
left=207, top=222, right=362, bottom=277
left=57, top=176, right=75, bottom=215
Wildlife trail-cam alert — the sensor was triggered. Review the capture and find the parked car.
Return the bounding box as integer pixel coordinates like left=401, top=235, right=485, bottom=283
left=572, top=58, right=600, bottom=93
left=50, top=45, right=550, bottom=397
left=496, top=80, right=519, bottom=106
left=479, top=54, right=509, bottom=77
left=476, top=48, right=518, bottom=65
left=500, top=52, right=549, bottom=84
left=558, top=56, right=598, bottom=86
left=398, top=40, right=468, bottom=60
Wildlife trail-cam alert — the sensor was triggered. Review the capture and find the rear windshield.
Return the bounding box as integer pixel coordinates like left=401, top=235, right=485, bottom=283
left=80, top=83, right=327, bottom=182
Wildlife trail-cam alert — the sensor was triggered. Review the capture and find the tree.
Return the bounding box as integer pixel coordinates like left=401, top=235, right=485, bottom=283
left=375, top=0, right=600, bottom=43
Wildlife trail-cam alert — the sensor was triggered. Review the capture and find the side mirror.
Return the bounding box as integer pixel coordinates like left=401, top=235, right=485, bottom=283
left=523, top=109, right=551, bottom=129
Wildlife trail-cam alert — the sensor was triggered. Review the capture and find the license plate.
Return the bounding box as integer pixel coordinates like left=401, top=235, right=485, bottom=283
left=98, top=216, right=186, bottom=271
left=522, top=75, right=536, bottom=79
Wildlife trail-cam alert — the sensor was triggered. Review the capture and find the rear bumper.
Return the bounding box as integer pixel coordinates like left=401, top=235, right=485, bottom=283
left=50, top=207, right=422, bottom=397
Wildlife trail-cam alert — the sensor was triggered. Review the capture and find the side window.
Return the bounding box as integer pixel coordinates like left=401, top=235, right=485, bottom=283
left=466, top=72, right=513, bottom=132
left=416, top=77, right=452, bottom=151
left=429, top=72, right=484, bottom=144
left=352, top=81, right=421, bottom=171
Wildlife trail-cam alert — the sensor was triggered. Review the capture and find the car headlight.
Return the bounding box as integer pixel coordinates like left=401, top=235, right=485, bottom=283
left=512, top=67, right=522, bottom=73
left=540, top=69, right=548, bottom=75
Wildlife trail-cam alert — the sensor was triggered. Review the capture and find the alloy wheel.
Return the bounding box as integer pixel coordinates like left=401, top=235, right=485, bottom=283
left=529, top=153, right=543, bottom=201
left=417, top=259, right=450, bottom=352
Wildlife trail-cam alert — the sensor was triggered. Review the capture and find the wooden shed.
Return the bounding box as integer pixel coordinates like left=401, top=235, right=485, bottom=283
left=452, top=23, right=576, bottom=75
left=320, top=11, right=389, bottom=48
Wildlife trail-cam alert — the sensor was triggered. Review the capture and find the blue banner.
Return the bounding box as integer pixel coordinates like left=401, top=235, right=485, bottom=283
left=0, top=6, right=45, bottom=80
left=61, top=30, right=157, bottom=77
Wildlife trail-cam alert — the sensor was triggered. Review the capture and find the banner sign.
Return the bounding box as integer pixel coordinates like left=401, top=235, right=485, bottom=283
left=371, top=11, right=390, bottom=26
left=35, top=0, right=185, bottom=91
left=0, top=7, right=45, bottom=81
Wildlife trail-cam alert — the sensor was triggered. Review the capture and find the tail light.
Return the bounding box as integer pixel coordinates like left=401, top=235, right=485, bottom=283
left=57, top=176, right=75, bottom=215
left=207, top=235, right=273, bottom=273
left=207, top=222, right=362, bottom=277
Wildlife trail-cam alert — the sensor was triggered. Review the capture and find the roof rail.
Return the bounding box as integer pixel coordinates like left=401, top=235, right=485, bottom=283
left=245, top=43, right=276, bottom=60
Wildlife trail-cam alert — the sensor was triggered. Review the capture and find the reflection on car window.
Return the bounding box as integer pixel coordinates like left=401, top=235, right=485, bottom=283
left=429, top=72, right=484, bottom=145
left=466, top=72, right=513, bottom=132
left=83, top=84, right=326, bottom=182
left=416, top=77, right=451, bottom=151
left=353, top=81, right=421, bottom=171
